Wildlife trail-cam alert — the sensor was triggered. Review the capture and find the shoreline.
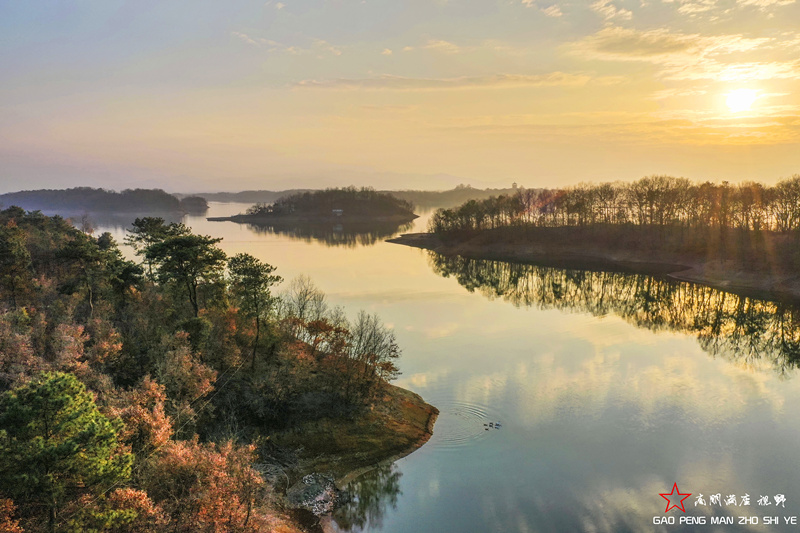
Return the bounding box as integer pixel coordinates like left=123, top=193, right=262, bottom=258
left=335, top=403, right=438, bottom=487
left=388, top=232, right=800, bottom=303
left=276, top=384, right=437, bottom=532
left=273, top=383, right=438, bottom=484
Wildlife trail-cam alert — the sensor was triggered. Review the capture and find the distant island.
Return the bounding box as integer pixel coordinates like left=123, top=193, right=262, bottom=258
left=208, top=186, right=418, bottom=224
left=188, top=184, right=521, bottom=210
left=390, top=175, right=800, bottom=302
left=0, top=187, right=208, bottom=215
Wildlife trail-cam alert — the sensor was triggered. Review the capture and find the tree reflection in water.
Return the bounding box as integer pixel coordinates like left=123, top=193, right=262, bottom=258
left=334, top=463, right=403, bottom=532
left=243, top=221, right=414, bottom=247
left=428, top=252, right=800, bottom=375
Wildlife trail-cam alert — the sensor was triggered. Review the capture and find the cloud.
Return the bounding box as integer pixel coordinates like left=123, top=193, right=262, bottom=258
left=570, top=26, right=800, bottom=81
left=521, top=0, right=564, bottom=14
left=738, top=0, right=796, bottom=7
left=663, top=0, right=797, bottom=15
left=232, top=32, right=342, bottom=57
left=590, top=0, right=634, bottom=21
left=542, top=4, right=564, bottom=16
left=575, top=26, right=699, bottom=58
left=294, top=72, right=606, bottom=91
left=661, top=0, right=720, bottom=15
left=402, top=40, right=466, bottom=54
left=424, top=39, right=463, bottom=54
left=381, top=48, right=393, bottom=55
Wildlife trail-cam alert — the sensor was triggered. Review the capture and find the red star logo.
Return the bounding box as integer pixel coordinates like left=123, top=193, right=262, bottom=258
left=660, top=483, right=692, bottom=513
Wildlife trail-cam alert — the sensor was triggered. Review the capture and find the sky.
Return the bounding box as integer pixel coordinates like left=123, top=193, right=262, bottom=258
left=1, top=0, right=799, bottom=193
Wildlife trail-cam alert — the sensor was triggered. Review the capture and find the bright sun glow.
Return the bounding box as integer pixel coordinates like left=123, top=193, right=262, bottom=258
left=726, top=89, right=758, bottom=113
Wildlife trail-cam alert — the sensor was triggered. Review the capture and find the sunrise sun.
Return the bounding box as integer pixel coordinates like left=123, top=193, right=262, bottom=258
left=726, top=89, right=758, bottom=113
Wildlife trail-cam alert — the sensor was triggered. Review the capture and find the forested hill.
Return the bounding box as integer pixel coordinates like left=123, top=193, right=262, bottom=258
left=0, top=187, right=208, bottom=214
left=242, top=187, right=416, bottom=219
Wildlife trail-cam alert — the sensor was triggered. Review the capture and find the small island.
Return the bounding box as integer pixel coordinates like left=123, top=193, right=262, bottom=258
left=208, top=186, right=418, bottom=225
left=390, top=175, right=800, bottom=302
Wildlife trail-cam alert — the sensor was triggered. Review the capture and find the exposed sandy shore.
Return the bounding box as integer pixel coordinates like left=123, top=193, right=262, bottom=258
left=388, top=232, right=800, bottom=303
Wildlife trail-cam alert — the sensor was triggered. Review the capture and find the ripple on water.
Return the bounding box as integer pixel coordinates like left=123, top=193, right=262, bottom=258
left=426, top=399, right=503, bottom=452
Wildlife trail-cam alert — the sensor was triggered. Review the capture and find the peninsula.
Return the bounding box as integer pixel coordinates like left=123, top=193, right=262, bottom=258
left=0, top=207, right=435, bottom=533
left=390, top=175, right=800, bottom=302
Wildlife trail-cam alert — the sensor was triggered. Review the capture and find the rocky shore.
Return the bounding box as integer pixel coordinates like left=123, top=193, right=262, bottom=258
left=274, top=384, right=438, bottom=530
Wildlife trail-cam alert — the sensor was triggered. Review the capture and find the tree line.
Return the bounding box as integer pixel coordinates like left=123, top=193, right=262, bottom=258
left=0, top=207, right=401, bottom=532
left=429, top=175, right=800, bottom=235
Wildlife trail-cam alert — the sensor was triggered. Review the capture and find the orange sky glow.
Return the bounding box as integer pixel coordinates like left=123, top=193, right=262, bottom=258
left=1, top=0, right=799, bottom=192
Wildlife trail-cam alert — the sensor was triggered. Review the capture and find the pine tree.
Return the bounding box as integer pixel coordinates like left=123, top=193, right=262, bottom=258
left=227, top=253, right=282, bottom=369
left=0, top=372, right=132, bottom=532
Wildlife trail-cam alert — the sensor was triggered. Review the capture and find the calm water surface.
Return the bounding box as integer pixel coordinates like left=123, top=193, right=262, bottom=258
left=99, top=203, right=800, bottom=533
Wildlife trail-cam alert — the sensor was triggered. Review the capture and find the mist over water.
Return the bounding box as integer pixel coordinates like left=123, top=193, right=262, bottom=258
left=98, top=203, right=800, bottom=532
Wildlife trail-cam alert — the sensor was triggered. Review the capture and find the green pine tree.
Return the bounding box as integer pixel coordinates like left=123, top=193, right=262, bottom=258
left=0, top=372, right=132, bottom=532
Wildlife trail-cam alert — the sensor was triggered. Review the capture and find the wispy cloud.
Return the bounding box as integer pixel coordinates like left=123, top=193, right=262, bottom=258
left=737, top=0, right=796, bottom=8
left=295, top=72, right=611, bottom=91
left=571, top=26, right=800, bottom=81
left=542, top=5, right=564, bottom=16
left=232, top=32, right=342, bottom=57
left=521, top=0, right=564, bottom=16
left=591, top=0, right=634, bottom=21
left=402, top=40, right=466, bottom=54
left=661, top=0, right=721, bottom=16
left=663, top=0, right=796, bottom=16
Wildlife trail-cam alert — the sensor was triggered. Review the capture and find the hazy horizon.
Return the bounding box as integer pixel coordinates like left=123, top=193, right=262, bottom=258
left=2, top=1, right=799, bottom=194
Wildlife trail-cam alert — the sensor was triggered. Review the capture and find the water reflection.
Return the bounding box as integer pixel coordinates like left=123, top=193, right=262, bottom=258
left=428, top=252, right=800, bottom=374
left=334, top=463, right=403, bottom=531
left=240, top=220, right=414, bottom=247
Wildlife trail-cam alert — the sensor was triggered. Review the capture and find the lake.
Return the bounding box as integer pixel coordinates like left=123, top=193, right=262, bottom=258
left=99, top=202, right=800, bottom=532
